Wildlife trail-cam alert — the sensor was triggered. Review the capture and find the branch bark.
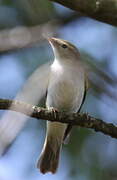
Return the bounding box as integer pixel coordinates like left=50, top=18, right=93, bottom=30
left=0, top=98, right=117, bottom=139
left=49, top=0, right=117, bottom=26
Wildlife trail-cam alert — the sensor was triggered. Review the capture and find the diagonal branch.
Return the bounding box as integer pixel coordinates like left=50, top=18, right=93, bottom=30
left=49, top=0, right=117, bottom=26
left=0, top=13, right=79, bottom=54
left=0, top=98, right=117, bottom=139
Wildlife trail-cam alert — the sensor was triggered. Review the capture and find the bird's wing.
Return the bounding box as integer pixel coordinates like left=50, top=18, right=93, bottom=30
left=63, top=78, right=87, bottom=144
left=0, top=62, right=51, bottom=155
left=17, top=62, right=51, bottom=104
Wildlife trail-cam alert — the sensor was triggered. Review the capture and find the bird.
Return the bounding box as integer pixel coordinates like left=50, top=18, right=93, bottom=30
left=0, top=37, right=87, bottom=174
left=37, top=37, right=87, bottom=174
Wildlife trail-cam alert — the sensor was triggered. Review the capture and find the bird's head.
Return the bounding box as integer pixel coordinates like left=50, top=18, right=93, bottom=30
left=48, top=37, right=80, bottom=62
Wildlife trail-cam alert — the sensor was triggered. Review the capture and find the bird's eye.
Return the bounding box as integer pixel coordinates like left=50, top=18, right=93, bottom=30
left=61, top=44, right=68, bottom=49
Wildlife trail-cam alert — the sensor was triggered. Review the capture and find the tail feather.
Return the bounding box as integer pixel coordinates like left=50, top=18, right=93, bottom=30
left=37, top=137, right=61, bottom=174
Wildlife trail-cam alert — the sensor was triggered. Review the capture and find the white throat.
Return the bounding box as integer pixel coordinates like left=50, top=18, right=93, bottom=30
left=51, top=58, right=63, bottom=73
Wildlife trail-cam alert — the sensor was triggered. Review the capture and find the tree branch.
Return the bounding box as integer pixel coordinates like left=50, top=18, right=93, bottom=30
left=0, top=13, right=79, bottom=54
left=0, top=98, right=117, bottom=139
left=49, top=0, right=117, bottom=26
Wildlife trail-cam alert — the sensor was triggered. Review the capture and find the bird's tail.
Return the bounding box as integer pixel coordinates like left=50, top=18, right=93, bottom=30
left=37, top=122, right=66, bottom=174
left=37, top=136, right=61, bottom=174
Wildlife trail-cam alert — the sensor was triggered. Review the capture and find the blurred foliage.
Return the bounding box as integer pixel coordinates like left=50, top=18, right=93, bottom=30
left=13, top=0, right=55, bottom=25
left=0, top=0, right=55, bottom=28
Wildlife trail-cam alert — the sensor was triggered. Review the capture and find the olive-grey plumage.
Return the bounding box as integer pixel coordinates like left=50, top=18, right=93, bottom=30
left=37, top=38, right=86, bottom=174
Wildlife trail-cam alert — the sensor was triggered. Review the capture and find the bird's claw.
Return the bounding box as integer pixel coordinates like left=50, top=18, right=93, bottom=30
left=48, top=107, right=58, bottom=119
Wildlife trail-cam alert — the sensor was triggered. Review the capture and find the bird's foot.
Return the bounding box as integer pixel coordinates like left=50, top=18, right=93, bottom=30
left=48, top=107, right=58, bottom=119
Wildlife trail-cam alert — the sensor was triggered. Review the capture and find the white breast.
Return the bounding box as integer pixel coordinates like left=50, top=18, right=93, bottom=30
left=46, top=59, right=85, bottom=113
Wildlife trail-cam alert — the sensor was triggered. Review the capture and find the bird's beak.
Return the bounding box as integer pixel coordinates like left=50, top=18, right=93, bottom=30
left=47, top=37, right=54, bottom=43
left=47, top=37, right=58, bottom=46
left=47, top=38, right=60, bottom=56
